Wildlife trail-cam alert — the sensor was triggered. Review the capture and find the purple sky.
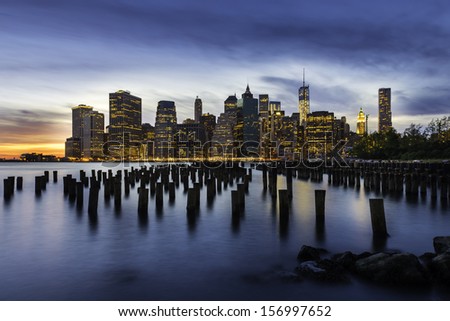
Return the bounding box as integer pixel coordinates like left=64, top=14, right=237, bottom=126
left=1, top=0, right=450, bottom=157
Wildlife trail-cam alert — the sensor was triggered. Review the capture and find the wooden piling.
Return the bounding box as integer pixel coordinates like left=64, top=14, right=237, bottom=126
left=169, top=182, right=175, bottom=202
left=138, top=188, right=149, bottom=215
left=186, top=188, right=197, bottom=214
left=237, top=184, right=245, bottom=209
left=114, top=179, right=122, bottom=208
left=76, top=182, right=84, bottom=208
left=53, top=170, right=58, bottom=183
left=231, top=190, right=239, bottom=217
left=315, top=190, right=326, bottom=223
left=156, top=182, right=163, bottom=209
left=369, top=199, right=388, bottom=237
left=16, top=176, right=23, bottom=191
left=88, top=186, right=99, bottom=216
left=278, top=189, right=289, bottom=218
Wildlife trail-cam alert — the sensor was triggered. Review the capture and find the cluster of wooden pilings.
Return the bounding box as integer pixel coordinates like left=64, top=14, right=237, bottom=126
left=2, top=176, right=22, bottom=200
left=335, top=161, right=449, bottom=200
left=55, top=163, right=254, bottom=223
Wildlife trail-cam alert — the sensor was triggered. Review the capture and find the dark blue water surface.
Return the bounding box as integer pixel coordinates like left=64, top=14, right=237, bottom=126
left=1, top=163, right=449, bottom=300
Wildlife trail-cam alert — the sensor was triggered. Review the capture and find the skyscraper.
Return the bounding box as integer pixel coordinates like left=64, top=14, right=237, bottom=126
left=109, top=90, right=142, bottom=158
left=239, top=84, right=259, bottom=157
left=194, top=96, right=202, bottom=123
left=82, top=111, right=105, bottom=159
left=154, top=100, right=177, bottom=159
left=298, top=69, right=310, bottom=126
left=378, top=88, right=392, bottom=133
left=356, top=107, right=366, bottom=136
left=259, top=94, right=269, bottom=119
left=65, top=104, right=94, bottom=159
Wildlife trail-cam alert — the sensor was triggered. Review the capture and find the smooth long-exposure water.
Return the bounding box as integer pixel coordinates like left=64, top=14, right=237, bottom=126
left=1, top=163, right=449, bottom=300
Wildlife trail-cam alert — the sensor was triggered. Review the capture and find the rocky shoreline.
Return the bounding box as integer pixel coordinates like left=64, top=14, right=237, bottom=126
left=293, top=237, right=450, bottom=287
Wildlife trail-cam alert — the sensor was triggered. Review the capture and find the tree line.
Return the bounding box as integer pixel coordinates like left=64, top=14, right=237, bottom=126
left=351, top=116, right=450, bottom=160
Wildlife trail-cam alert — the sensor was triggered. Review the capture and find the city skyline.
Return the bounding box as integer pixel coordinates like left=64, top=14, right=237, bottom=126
left=1, top=0, right=450, bottom=158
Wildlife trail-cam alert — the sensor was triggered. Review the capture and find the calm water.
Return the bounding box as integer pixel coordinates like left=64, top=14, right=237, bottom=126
left=1, top=162, right=449, bottom=300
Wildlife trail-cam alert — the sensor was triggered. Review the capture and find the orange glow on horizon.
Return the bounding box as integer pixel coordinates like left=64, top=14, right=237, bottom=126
left=0, top=143, right=65, bottom=159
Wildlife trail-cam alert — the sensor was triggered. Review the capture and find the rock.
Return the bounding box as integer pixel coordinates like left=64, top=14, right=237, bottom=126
left=430, top=252, right=450, bottom=285
left=297, top=245, right=326, bottom=262
left=332, top=251, right=357, bottom=270
left=355, top=253, right=429, bottom=286
left=433, top=237, right=450, bottom=254
left=296, top=259, right=349, bottom=283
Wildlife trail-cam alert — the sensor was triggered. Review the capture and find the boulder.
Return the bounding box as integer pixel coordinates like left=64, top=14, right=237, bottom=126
left=355, top=253, right=429, bottom=286
left=295, top=259, right=349, bottom=283
left=430, top=252, right=450, bottom=285
left=297, top=245, right=326, bottom=262
left=433, top=237, right=450, bottom=254
left=331, top=251, right=357, bottom=270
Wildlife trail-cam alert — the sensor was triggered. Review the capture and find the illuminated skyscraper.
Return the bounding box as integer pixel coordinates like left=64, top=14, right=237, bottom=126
left=298, top=69, right=310, bottom=126
left=239, top=84, right=259, bottom=157
left=109, top=90, right=142, bottom=158
left=65, top=104, right=94, bottom=159
left=378, top=88, right=392, bottom=133
left=259, top=94, right=269, bottom=119
left=356, top=107, right=366, bottom=136
left=306, top=111, right=335, bottom=156
left=82, top=111, right=105, bottom=159
left=154, top=100, right=177, bottom=159
left=194, top=96, right=202, bottom=123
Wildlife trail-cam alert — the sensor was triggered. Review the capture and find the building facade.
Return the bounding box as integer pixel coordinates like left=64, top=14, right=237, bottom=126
left=306, top=111, right=335, bottom=157
left=82, top=111, right=105, bottom=159
left=356, top=107, right=366, bottom=135
left=194, top=96, right=202, bottom=123
left=109, top=90, right=142, bottom=159
left=154, top=100, right=177, bottom=159
left=378, top=88, right=392, bottom=133
left=298, top=70, right=310, bottom=126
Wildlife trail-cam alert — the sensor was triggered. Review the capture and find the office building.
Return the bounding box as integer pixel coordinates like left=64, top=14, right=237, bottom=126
left=306, top=111, right=335, bottom=156
left=238, top=85, right=259, bottom=157
left=194, top=96, right=202, bottom=123
left=154, top=100, right=177, bottom=159
left=82, top=111, right=104, bottom=159
left=298, top=69, right=310, bottom=126
left=378, top=88, right=392, bottom=133
left=109, top=90, right=142, bottom=159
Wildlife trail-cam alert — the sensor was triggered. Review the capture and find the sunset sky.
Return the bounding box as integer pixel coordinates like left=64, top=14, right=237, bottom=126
left=1, top=0, right=450, bottom=158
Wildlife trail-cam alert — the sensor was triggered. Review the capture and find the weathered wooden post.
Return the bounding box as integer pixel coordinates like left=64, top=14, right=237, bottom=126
left=278, top=189, right=289, bottom=218
left=138, top=187, right=149, bottom=215
left=114, top=179, right=121, bottom=208
left=193, top=182, right=201, bottom=207
left=16, top=176, right=23, bottom=191
left=76, top=182, right=84, bottom=209
left=124, top=177, right=130, bottom=197
left=53, top=170, right=58, bottom=183
left=186, top=188, right=197, bottom=214
left=440, top=176, right=448, bottom=200
left=430, top=174, right=437, bottom=199
left=420, top=173, right=427, bottom=195
left=88, top=186, right=99, bottom=216
left=156, top=182, right=164, bottom=209
left=244, top=175, right=250, bottom=193
left=231, top=190, right=239, bottom=217
left=169, top=182, right=176, bottom=203
left=68, top=178, right=76, bottom=201
left=44, top=171, right=49, bottom=183
left=369, top=199, right=388, bottom=237
left=237, top=183, right=245, bottom=209
left=286, top=168, right=293, bottom=200
left=3, top=178, right=13, bottom=199
left=262, top=164, right=268, bottom=190
left=315, top=189, right=326, bottom=224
